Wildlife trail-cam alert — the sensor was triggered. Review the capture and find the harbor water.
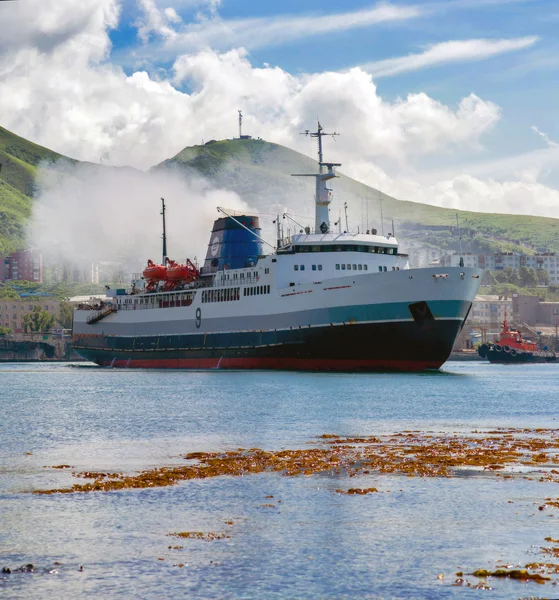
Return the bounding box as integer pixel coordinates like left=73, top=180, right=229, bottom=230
left=1, top=361, right=558, bottom=599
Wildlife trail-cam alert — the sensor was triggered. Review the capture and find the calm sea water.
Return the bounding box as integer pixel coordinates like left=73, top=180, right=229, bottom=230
left=1, top=361, right=558, bottom=599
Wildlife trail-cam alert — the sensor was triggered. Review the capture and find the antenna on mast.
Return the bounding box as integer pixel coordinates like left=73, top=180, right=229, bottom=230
left=161, top=197, right=167, bottom=265
left=238, top=110, right=243, bottom=139
left=301, top=119, right=339, bottom=173
left=293, top=120, right=341, bottom=234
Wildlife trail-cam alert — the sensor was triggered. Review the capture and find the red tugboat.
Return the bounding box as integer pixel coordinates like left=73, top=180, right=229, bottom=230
left=478, top=312, right=556, bottom=363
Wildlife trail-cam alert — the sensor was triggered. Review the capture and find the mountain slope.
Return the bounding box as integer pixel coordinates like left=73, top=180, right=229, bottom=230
left=1, top=126, right=558, bottom=258
left=0, top=126, right=77, bottom=253
left=155, top=138, right=559, bottom=254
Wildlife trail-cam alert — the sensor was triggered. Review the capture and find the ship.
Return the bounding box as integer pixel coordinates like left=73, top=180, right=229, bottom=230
left=72, top=124, right=483, bottom=371
left=477, top=313, right=556, bottom=363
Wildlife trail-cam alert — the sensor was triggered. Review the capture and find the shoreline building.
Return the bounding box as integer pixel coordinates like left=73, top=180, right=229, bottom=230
left=440, top=252, right=559, bottom=284
left=0, top=295, right=60, bottom=334
left=470, top=294, right=513, bottom=325
left=1, top=249, right=43, bottom=283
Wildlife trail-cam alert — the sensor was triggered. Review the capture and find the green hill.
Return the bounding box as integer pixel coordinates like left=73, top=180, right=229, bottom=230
left=1, top=126, right=558, bottom=259
left=0, top=126, right=77, bottom=254
left=155, top=138, right=559, bottom=255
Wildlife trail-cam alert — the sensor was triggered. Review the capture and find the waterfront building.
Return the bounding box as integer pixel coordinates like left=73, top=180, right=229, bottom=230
left=440, top=252, right=559, bottom=284
left=513, top=295, right=559, bottom=328
left=0, top=249, right=43, bottom=283
left=0, top=296, right=60, bottom=333
left=470, top=295, right=513, bottom=325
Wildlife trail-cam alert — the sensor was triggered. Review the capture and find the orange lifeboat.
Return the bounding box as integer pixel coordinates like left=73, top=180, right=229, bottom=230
left=163, top=259, right=200, bottom=290
left=143, top=259, right=167, bottom=282
left=167, top=262, right=190, bottom=282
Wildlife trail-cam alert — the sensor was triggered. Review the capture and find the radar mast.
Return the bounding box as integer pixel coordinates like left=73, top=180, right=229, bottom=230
left=292, top=121, right=341, bottom=234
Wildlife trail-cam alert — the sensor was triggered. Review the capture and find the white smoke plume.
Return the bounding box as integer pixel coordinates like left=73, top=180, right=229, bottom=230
left=29, top=162, right=249, bottom=277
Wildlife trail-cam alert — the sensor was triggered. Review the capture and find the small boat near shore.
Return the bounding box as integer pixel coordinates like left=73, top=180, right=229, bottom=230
left=478, top=314, right=556, bottom=363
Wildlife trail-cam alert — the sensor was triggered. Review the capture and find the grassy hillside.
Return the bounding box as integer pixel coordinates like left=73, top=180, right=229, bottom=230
left=1, top=126, right=558, bottom=259
left=0, top=126, right=77, bottom=254
left=156, top=138, right=559, bottom=254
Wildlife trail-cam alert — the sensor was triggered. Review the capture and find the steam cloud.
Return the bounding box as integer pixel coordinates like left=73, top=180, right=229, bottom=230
left=29, top=162, right=249, bottom=278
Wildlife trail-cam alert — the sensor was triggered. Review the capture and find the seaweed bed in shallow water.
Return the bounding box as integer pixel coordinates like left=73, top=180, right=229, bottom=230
left=36, top=428, right=559, bottom=495
left=31, top=428, right=559, bottom=588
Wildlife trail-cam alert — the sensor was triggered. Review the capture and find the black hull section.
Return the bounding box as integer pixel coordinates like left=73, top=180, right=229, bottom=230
left=484, top=351, right=557, bottom=364
left=73, top=319, right=464, bottom=371
left=479, top=345, right=557, bottom=364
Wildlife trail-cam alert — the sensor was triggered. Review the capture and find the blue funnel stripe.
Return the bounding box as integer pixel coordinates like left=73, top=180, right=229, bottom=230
left=203, top=216, right=263, bottom=273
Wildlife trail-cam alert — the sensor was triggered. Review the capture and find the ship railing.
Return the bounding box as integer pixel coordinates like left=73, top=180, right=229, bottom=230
left=214, top=274, right=260, bottom=287
left=518, top=321, right=541, bottom=338
left=86, top=305, right=117, bottom=324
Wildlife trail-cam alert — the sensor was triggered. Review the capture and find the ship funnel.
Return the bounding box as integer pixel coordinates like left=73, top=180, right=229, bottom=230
left=202, top=215, right=263, bottom=274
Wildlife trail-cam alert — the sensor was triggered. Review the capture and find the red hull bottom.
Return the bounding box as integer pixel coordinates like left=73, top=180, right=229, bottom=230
left=98, top=357, right=442, bottom=372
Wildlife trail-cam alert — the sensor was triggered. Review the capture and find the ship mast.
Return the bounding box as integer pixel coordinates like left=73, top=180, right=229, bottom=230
left=292, top=121, right=341, bottom=234
left=161, top=197, right=167, bottom=265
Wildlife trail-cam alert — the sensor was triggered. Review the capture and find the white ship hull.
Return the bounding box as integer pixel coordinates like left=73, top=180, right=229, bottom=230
left=73, top=266, right=482, bottom=371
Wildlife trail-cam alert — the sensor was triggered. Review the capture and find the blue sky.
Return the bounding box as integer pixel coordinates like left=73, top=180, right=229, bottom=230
left=1, top=0, right=558, bottom=217
left=109, top=0, right=559, bottom=168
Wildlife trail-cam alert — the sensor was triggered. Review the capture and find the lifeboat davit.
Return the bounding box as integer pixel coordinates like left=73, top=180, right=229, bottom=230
left=143, top=259, right=167, bottom=281
left=164, top=259, right=200, bottom=288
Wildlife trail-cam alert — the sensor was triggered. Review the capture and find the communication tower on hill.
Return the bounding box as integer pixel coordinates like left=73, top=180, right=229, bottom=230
left=237, top=110, right=252, bottom=140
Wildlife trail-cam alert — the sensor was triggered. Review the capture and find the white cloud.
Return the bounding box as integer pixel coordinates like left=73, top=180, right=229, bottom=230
left=362, top=37, right=539, bottom=78
left=0, top=0, right=119, bottom=60
left=128, top=2, right=421, bottom=60
left=172, top=50, right=501, bottom=165
left=531, top=125, right=559, bottom=149
left=136, top=0, right=181, bottom=42
left=424, top=175, right=559, bottom=217
left=1, top=0, right=558, bottom=225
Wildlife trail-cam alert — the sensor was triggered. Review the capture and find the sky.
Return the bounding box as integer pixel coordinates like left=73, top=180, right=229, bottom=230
left=1, top=0, right=559, bottom=218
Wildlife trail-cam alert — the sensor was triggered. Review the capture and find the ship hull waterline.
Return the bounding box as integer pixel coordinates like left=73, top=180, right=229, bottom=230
left=73, top=317, right=466, bottom=372
left=482, top=349, right=557, bottom=364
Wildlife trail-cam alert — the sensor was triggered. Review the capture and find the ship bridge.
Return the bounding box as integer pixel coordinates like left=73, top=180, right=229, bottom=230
left=278, top=232, right=403, bottom=257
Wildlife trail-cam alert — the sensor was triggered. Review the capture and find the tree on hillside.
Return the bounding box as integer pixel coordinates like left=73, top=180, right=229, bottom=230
left=0, top=326, right=12, bottom=336
left=537, top=269, right=550, bottom=286
left=23, top=306, right=56, bottom=333
left=481, top=270, right=496, bottom=286
left=495, top=267, right=521, bottom=286
left=519, top=266, right=538, bottom=288
left=0, top=285, right=19, bottom=300
left=58, top=301, right=74, bottom=329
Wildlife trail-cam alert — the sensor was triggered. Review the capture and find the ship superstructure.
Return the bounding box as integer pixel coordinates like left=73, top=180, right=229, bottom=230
left=73, top=124, right=483, bottom=370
